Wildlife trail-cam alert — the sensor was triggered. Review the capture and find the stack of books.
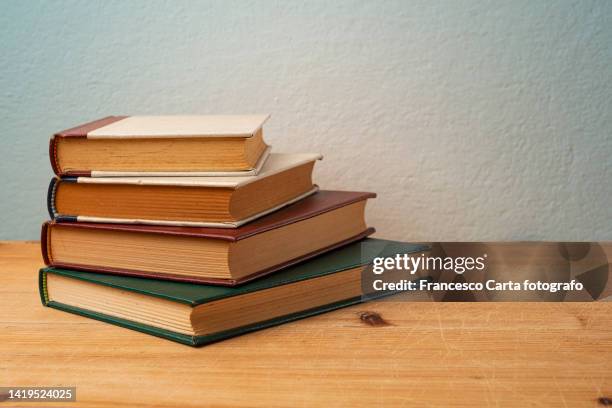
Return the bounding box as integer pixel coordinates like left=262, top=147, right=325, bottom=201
left=40, top=115, right=424, bottom=346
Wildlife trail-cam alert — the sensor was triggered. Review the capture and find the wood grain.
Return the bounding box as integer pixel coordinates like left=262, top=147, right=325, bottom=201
left=1, top=241, right=611, bottom=407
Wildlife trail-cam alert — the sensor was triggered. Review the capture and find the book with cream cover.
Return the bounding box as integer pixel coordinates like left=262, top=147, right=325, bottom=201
left=50, top=115, right=271, bottom=176
left=42, top=191, right=376, bottom=285
left=39, top=239, right=429, bottom=346
left=48, top=153, right=322, bottom=228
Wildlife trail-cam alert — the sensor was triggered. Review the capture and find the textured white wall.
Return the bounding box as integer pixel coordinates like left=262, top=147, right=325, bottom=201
left=1, top=0, right=610, bottom=241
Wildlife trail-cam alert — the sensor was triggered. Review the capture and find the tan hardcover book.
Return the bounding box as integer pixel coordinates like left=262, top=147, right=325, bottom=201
left=50, top=115, right=271, bottom=176
left=48, top=153, right=322, bottom=228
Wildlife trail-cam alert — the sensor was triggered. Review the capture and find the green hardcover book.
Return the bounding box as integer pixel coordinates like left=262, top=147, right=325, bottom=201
left=39, top=238, right=428, bottom=346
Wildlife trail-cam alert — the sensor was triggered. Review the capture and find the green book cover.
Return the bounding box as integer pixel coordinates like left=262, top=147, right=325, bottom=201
left=40, top=238, right=428, bottom=346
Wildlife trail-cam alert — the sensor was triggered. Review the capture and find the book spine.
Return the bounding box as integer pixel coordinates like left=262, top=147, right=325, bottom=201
left=38, top=269, right=49, bottom=306
left=40, top=222, right=51, bottom=265
left=49, top=137, right=61, bottom=176
left=47, top=177, right=78, bottom=221
left=46, top=178, right=58, bottom=219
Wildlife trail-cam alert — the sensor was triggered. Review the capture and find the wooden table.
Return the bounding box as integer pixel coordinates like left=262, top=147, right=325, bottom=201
left=1, top=241, right=611, bottom=407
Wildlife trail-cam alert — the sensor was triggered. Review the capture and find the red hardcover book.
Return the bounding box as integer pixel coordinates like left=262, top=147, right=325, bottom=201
left=42, top=190, right=376, bottom=286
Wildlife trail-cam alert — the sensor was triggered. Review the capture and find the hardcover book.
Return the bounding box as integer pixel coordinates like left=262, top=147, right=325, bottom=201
left=48, top=153, right=322, bottom=228
left=39, top=239, right=429, bottom=346
left=42, top=191, right=376, bottom=285
left=50, top=115, right=271, bottom=176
